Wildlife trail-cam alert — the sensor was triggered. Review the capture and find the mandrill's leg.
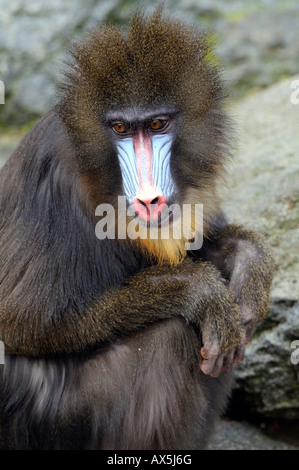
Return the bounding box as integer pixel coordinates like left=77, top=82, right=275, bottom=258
left=0, top=319, right=233, bottom=450
left=92, top=318, right=233, bottom=450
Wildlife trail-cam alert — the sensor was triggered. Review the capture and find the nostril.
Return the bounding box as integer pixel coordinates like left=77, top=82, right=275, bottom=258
left=137, top=199, right=147, bottom=208
left=150, top=197, right=159, bottom=205
left=137, top=197, right=161, bottom=208
left=134, top=194, right=167, bottom=221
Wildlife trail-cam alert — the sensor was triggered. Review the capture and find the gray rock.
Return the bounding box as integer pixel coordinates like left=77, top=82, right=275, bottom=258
left=216, top=10, right=299, bottom=99
left=208, top=419, right=299, bottom=450
left=0, top=0, right=123, bottom=124
left=223, top=76, right=299, bottom=419
left=1, top=0, right=299, bottom=123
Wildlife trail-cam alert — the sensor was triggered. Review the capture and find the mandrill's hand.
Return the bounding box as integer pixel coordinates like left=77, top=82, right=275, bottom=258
left=200, top=277, right=270, bottom=378
left=199, top=319, right=246, bottom=378
left=198, top=293, right=246, bottom=378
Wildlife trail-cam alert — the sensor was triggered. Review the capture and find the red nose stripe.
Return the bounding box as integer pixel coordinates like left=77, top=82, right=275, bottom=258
left=133, top=130, right=153, bottom=191
left=132, top=130, right=167, bottom=221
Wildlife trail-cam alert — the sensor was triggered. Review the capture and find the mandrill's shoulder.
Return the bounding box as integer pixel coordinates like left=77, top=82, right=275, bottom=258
left=23, top=107, right=70, bottom=151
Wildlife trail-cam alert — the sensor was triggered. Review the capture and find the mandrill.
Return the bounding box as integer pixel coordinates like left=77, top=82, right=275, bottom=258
left=0, top=9, right=273, bottom=449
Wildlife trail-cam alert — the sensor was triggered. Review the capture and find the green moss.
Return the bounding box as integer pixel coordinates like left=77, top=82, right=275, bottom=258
left=225, top=11, right=249, bottom=23
left=0, top=119, right=38, bottom=134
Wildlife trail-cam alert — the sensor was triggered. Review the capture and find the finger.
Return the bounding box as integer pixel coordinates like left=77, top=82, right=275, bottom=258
left=222, top=349, right=235, bottom=372
left=234, top=343, right=245, bottom=364
left=245, top=321, right=256, bottom=344
left=200, top=346, right=209, bottom=360
left=211, top=355, right=224, bottom=377
left=199, top=355, right=218, bottom=375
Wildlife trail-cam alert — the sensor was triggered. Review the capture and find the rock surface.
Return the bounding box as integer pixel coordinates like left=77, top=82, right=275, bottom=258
left=208, top=419, right=299, bottom=450
left=0, top=0, right=121, bottom=124
left=1, top=0, right=299, bottom=123
left=223, top=76, right=299, bottom=420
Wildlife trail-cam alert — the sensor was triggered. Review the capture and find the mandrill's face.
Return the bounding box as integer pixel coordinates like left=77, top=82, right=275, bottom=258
left=100, top=105, right=205, bottom=266
left=104, top=106, right=179, bottom=227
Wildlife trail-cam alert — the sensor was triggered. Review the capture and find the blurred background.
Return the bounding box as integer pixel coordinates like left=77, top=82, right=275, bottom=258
left=0, top=0, right=298, bottom=450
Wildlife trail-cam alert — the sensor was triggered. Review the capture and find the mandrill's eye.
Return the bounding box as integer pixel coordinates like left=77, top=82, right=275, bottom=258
left=149, top=119, right=168, bottom=131
left=112, top=122, right=128, bottom=134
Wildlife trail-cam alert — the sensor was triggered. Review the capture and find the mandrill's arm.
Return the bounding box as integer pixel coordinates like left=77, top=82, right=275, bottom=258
left=1, top=258, right=243, bottom=372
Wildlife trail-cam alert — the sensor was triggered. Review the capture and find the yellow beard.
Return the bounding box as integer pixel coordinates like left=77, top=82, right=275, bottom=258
left=133, top=227, right=188, bottom=266
left=127, top=187, right=219, bottom=266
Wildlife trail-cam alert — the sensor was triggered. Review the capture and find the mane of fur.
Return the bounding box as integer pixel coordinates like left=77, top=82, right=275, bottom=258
left=58, top=8, right=223, bottom=130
